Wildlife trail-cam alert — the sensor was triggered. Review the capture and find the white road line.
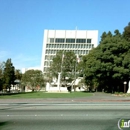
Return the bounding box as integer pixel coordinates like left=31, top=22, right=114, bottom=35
left=0, top=114, right=129, bottom=117
left=0, top=103, right=130, bottom=106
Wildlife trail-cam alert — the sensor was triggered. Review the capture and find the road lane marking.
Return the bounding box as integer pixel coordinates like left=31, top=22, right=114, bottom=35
left=1, top=103, right=130, bottom=106
left=1, top=114, right=129, bottom=117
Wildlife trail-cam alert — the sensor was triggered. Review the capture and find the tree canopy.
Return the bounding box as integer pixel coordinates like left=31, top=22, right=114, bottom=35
left=21, top=69, right=44, bottom=91
left=49, top=51, right=79, bottom=85
left=0, top=62, right=5, bottom=91
left=3, top=59, right=15, bottom=92
left=81, top=23, right=130, bottom=93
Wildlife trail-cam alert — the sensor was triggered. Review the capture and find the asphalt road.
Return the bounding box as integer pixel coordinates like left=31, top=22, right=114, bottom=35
left=0, top=103, right=130, bottom=130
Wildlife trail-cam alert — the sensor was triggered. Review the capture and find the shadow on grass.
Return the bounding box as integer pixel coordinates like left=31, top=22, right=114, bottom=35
left=0, top=91, right=37, bottom=96
left=0, top=121, right=9, bottom=129
left=81, top=91, right=95, bottom=93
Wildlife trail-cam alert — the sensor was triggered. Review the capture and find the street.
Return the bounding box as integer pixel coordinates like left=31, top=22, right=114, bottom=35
left=0, top=103, right=130, bottom=130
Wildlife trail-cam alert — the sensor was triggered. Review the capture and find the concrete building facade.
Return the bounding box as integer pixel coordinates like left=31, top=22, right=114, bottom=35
left=41, top=30, right=98, bottom=73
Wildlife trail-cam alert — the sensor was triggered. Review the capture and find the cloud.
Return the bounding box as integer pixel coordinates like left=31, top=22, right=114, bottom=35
left=0, top=50, right=41, bottom=71
left=12, top=53, right=41, bottom=70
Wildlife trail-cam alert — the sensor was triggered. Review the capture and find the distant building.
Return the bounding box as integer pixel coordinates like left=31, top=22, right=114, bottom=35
left=41, top=29, right=98, bottom=73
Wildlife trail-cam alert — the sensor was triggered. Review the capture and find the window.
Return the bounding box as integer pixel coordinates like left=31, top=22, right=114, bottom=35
left=53, top=50, right=56, bottom=54
left=76, top=39, right=86, bottom=43
left=47, top=61, right=49, bottom=66
left=73, top=44, right=75, bottom=48
left=50, top=44, right=52, bottom=48
left=48, top=50, right=50, bottom=54
left=53, top=44, right=56, bottom=48
left=86, top=50, right=88, bottom=54
left=81, top=44, right=83, bottom=48
left=45, top=50, right=48, bottom=54
left=51, top=50, right=53, bottom=54
left=56, top=44, right=58, bottom=48
left=87, top=39, right=91, bottom=43
left=46, top=44, right=49, bottom=48
left=50, top=55, right=53, bottom=60
left=45, top=55, right=47, bottom=60
left=50, top=61, right=52, bottom=66
left=48, top=38, right=54, bottom=43
left=60, top=45, right=62, bottom=48
left=44, top=67, right=47, bottom=71
left=44, top=61, right=47, bottom=66
left=66, top=39, right=75, bottom=43
left=80, top=50, right=82, bottom=54
left=86, top=44, right=88, bottom=48
left=55, top=38, right=65, bottom=43
left=50, top=38, right=54, bottom=43
left=57, top=44, right=60, bottom=48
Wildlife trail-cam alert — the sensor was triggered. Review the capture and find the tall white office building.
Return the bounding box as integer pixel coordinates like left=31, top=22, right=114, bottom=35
left=41, top=30, right=98, bottom=73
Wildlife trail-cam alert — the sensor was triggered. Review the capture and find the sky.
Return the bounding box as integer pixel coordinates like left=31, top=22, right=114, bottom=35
left=0, top=0, right=130, bottom=71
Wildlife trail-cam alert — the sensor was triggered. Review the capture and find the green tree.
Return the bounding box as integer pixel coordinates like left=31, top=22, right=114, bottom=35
left=0, top=62, right=5, bottom=91
left=114, top=29, right=121, bottom=37
left=49, top=51, right=63, bottom=78
left=49, top=51, right=77, bottom=86
left=21, top=69, right=44, bottom=91
left=100, top=32, right=107, bottom=42
left=62, top=51, right=76, bottom=80
left=3, top=59, right=15, bottom=92
left=15, top=69, right=22, bottom=80
left=83, top=29, right=130, bottom=93
left=123, top=22, right=130, bottom=41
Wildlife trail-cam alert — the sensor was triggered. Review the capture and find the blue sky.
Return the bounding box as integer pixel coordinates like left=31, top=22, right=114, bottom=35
left=0, top=0, right=130, bottom=70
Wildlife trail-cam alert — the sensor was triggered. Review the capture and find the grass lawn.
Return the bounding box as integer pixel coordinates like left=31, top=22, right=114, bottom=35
left=0, top=91, right=93, bottom=99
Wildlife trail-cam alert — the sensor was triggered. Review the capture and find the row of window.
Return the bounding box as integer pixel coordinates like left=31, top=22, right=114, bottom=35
left=44, top=67, right=49, bottom=72
left=44, top=61, right=52, bottom=66
left=45, top=55, right=55, bottom=60
left=48, top=38, right=92, bottom=43
left=45, top=50, right=89, bottom=56
left=46, top=44, right=94, bottom=49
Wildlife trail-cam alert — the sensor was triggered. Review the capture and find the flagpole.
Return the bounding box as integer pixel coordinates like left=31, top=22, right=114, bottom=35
left=59, top=50, right=64, bottom=91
